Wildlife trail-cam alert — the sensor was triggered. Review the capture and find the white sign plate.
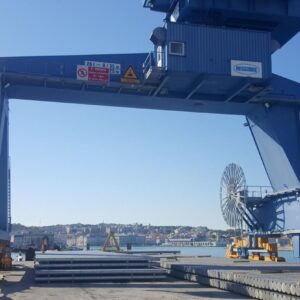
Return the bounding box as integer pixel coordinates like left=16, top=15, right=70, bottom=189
left=77, top=65, right=89, bottom=80
left=85, top=61, right=121, bottom=75
left=231, top=60, right=262, bottom=79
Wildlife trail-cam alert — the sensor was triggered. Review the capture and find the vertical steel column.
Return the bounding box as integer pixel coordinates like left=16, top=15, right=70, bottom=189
left=292, top=235, right=300, bottom=258
left=0, top=83, right=9, bottom=234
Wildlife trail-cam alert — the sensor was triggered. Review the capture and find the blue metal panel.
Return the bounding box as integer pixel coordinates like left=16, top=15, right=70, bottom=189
left=265, top=74, right=300, bottom=102
left=166, top=23, right=271, bottom=78
left=247, top=105, right=300, bottom=191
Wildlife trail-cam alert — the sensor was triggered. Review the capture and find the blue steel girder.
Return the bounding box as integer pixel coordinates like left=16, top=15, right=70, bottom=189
left=0, top=54, right=299, bottom=113
left=0, top=54, right=251, bottom=114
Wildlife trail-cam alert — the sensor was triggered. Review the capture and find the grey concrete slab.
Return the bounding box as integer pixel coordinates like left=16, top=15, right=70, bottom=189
left=0, top=262, right=251, bottom=300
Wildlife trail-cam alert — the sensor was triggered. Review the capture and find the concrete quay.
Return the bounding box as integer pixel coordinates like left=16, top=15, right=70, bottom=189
left=161, top=257, right=300, bottom=300
left=0, top=261, right=250, bottom=300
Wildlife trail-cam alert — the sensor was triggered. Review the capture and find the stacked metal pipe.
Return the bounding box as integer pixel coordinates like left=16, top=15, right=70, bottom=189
left=161, top=257, right=300, bottom=300
left=35, top=251, right=167, bottom=283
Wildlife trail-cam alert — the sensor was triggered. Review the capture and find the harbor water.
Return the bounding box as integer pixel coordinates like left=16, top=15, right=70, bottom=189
left=122, top=246, right=300, bottom=263
left=12, top=246, right=299, bottom=263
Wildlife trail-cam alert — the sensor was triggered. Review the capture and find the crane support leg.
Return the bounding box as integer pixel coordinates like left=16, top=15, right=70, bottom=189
left=292, top=235, right=300, bottom=258
left=247, top=104, right=300, bottom=192
left=0, top=84, right=9, bottom=239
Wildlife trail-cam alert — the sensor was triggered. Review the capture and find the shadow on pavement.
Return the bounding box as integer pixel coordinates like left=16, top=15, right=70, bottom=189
left=36, top=281, right=249, bottom=299
left=0, top=263, right=35, bottom=300
left=0, top=265, right=249, bottom=299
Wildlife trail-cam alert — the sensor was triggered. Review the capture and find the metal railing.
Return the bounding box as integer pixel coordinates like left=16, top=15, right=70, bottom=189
left=142, top=51, right=166, bottom=76
left=142, top=52, right=155, bottom=75
left=246, top=185, right=273, bottom=200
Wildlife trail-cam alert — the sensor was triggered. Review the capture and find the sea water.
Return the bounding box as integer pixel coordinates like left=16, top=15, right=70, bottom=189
left=126, top=246, right=300, bottom=263
left=11, top=246, right=300, bottom=263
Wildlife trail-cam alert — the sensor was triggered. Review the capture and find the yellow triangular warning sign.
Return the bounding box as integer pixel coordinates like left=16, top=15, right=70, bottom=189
left=124, top=66, right=138, bottom=79
left=121, top=66, right=140, bottom=84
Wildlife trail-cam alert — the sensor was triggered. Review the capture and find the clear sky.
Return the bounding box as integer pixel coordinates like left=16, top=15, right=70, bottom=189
left=0, top=1, right=299, bottom=229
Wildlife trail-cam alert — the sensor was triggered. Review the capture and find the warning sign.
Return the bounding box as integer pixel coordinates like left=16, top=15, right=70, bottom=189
left=77, top=66, right=89, bottom=80
left=121, top=66, right=140, bottom=84
left=88, top=67, right=109, bottom=82
left=77, top=65, right=110, bottom=83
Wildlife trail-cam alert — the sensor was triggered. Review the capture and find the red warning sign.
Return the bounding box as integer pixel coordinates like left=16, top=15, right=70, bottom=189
left=77, top=65, right=110, bottom=83
left=88, top=67, right=109, bottom=82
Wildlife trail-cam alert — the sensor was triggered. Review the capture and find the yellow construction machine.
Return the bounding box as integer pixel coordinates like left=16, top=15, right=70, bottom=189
left=102, top=229, right=121, bottom=253
left=226, top=236, right=285, bottom=262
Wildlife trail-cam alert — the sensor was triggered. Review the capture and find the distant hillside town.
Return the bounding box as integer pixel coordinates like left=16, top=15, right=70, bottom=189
left=11, top=223, right=292, bottom=251
left=10, top=223, right=238, bottom=250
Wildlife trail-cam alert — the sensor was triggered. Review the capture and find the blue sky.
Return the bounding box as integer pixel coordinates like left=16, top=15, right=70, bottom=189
left=1, top=1, right=300, bottom=229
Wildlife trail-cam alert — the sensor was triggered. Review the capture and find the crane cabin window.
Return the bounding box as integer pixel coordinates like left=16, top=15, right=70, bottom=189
left=169, top=42, right=185, bottom=56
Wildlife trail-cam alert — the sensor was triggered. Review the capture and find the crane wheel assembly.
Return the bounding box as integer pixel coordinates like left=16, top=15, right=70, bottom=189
left=220, top=163, right=285, bottom=262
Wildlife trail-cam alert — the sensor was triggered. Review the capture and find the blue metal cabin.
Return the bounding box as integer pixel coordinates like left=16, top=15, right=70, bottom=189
left=145, top=22, right=272, bottom=103
left=166, top=23, right=271, bottom=78
left=1, top=1, right=300, bottom=255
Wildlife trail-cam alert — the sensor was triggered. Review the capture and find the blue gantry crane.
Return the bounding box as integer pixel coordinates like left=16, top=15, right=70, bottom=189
left=1, top=0, right=300, bottom=257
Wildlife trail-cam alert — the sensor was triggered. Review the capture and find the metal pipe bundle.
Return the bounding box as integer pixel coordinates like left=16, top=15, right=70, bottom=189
left=35, top=251, right=167, bottom=283
left=161, top=257, right=300, bottom=299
